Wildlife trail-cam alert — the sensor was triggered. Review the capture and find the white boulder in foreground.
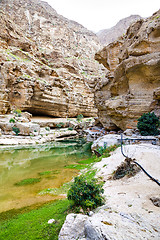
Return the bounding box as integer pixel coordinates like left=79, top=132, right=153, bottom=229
left=59, top=144, right=160, bottom=240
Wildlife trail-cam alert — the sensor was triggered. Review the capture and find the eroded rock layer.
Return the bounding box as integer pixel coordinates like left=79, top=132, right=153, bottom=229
left=95, top=10, right=160, bottom=130
left=0, top=0, right=107, bottom=117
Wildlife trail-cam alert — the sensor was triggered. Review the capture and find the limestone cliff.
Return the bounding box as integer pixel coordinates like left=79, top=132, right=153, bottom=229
left=0, top=0, right=107, bottom=117
left=97, top=15, right=142, bottom=45
left=95, top=10, right=160, bottom=130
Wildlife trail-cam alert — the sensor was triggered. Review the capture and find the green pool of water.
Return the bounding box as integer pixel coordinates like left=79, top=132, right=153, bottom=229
left=0, top=139, right=92, bottom=213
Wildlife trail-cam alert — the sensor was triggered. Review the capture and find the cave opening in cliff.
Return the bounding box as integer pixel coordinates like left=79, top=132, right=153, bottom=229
left=23, top=109, right=59, bottom=118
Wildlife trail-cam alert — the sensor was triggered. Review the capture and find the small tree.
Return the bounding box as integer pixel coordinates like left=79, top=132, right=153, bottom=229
left=137, top=112, right=160, bottom=136
left=67, top=175, right=104, bottom=211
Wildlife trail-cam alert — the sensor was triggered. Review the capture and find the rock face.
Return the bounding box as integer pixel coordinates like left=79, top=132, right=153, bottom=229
left=59, top=210, right=160, bottom=240
left=0, top=0, right=107, bottom=117
left=97, top=15, right=141, bottom=45
left=95, top=10, right=160, bottom=130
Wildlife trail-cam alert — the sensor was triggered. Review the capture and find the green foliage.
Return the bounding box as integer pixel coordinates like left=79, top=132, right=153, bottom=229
left=14, top=109, right=22, bottom=115
left=68, top=127, right=73, bottom=130
left=12, top=127, right=20, bottom=136
left=39, top=171, right=52, bottom=176
left=56, top=122, right=64, bottom=128
left=96, top=143, right=107, bottom=155
left=45, top=127, right=50, bottom=131
left=78, top=155, right=99, bottom=164
left=15, top=178, right=41, bottom=186
left=0, top=200, right=70, bottom=240
left=137, top=112, right=160, bottom=136
left=64, top=164, right=87, bottom=170
left=83, top=169, right=97, bottom=180
left=39, top=182, right=72, bottom=196
left=67, top=175, right=104, bottom=211
left=96, top=144, right=119, bottom=158
left=76, top=114, right=84, bottom=121
left=65, top=145, right=119, bottom=171
left=13, top=109, right=22, bottom=117
left=9, top=118, right=15, bottom=123
left=38, top=170, right=60, bottom=176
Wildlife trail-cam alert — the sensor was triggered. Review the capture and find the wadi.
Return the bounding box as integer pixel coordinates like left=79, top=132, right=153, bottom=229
left=0, top=0, right=159, bottom=239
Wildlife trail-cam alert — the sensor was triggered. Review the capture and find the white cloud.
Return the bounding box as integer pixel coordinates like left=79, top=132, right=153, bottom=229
left=45, top=0, right=160, bottom=32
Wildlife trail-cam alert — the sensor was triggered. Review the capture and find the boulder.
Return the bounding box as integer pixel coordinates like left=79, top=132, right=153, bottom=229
left=15, top=122, right=40, bottom=136
left=0, top=122, right=13, bottom=134
left=0, top=113, right=40, bottom=136
left=58, top=214, right=88, bottom=240
left=59, top=208, right=160, bottom=240
left=21, top=112, right=32, bottom=122
left=91, top=134, right=120, bottom=151
left=123, top=128, right=135, bottom=136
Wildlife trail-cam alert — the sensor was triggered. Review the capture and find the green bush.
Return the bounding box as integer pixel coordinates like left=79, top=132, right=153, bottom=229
left=56, top=122, right=64, bottom=128
left=137, top=112, right=160, bottom=136
left=13, top=109, right=22, bottom=117
left=96, top=143, right=107, bottom=155
left=76, top=114, right=84, bottom=122
left=68, top=127, right=73, bottom=130
left=67, top=175, right=104, bottom=211
left=95, top=144, right=119, bottom=158
left=12, top=126, right=20, bottom=136
left=9, top=118, right=15, bottom=123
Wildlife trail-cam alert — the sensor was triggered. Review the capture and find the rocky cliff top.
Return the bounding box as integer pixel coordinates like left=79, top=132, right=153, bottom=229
left=97, top=15, right=142, bottom=45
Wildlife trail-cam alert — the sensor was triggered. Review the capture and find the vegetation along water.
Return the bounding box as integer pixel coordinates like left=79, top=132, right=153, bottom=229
left=0, top=139, right=92, bottom=213
left=0, top=139, right=119, bottom=240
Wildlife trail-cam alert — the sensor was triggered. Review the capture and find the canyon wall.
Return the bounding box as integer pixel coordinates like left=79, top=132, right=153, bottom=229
left=0, top=0, right=107, bottom=117
left=95, top=10, right=160, bottom=130
left=97, top=15, right=141, bottom=45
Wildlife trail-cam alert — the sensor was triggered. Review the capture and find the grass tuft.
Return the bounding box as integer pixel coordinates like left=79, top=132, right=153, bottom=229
left=15, top=178, right=41, bottom=186
left=38, top=170, right=60, bottom=176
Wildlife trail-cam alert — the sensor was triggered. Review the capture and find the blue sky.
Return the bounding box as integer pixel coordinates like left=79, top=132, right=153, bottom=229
left=45, top=0, right=160, bottom=32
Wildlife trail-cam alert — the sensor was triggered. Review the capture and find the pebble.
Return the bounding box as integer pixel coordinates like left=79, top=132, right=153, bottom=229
left=48, top=219, right=55, bottom=224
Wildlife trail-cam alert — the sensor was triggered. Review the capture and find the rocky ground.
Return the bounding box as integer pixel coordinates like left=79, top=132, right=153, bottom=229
left=0, top=113, right=97, bottom=145
left=59, top=143, right=160, bottom=240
